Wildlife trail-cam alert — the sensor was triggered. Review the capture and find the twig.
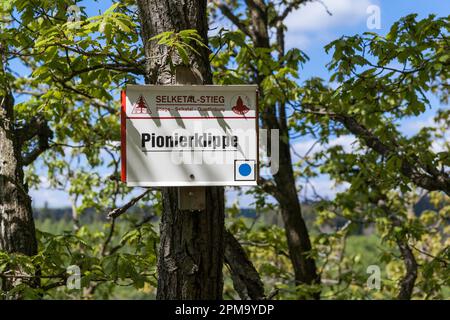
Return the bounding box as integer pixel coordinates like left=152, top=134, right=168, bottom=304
left=107, top=189, right=152, bottom=219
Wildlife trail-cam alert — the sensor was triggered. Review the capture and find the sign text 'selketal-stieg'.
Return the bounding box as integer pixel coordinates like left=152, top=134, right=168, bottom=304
left=121, top=85, right=258, bottom=186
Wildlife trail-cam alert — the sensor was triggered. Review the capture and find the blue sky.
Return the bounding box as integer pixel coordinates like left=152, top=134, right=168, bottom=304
left=28, top=0, right=450, bottom=208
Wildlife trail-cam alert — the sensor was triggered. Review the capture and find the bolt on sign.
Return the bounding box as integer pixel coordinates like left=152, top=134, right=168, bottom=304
left=121, top=85, right=259, bottom=186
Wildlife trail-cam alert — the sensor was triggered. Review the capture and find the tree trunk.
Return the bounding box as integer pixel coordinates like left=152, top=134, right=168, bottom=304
left=0, top=91, right=38, bottom=291
left=243, top=1, right=320, bottom=296
left=274, top=138, right=320, bottom=288
left=136, top=0, right=225, bottom=299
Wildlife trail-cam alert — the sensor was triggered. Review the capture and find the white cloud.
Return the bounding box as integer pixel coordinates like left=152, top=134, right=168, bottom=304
left=285, top=0, right=374, bottom=32
left=291, top=136, right=356, bottom=199
left=431, top=140, right=448, bottom=153
left=291, top=135, right=357, bottom=160
left=284, top=0, right=377, bottom=50
left=400, top=115, right=449, bottom=153
left=328, top=135, right=358, bottom=152
left=286, top=33, right=312, bottom=50
left=302, top=176, right=350, bottom=199
left=399, top=115, right=435, bottom=135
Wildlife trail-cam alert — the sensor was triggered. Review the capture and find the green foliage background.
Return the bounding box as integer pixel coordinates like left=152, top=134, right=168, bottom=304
left=0, top=0, right=448, bottom=300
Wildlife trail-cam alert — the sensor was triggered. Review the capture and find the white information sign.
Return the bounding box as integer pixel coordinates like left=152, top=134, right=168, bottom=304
left=121, top=85, right=258, bottom=186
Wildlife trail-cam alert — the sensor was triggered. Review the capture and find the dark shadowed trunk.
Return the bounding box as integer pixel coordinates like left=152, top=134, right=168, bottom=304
left=243, top=0, right=320, bottom=295
left=274, top=138, right=319, bottom=287
left=216, top=0, right=320, bottom=296
left=0, top=90, right=38, bottom=291
left=136, top=0, right=225, bottom=299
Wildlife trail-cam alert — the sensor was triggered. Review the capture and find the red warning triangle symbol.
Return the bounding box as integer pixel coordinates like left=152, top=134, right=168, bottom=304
left=132, top=95, right=151, bottom=114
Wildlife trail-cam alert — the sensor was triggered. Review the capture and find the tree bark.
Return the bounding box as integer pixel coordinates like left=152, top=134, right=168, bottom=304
left=273, top=139, right=320, bottom=289
left=228, top=0, right=320, bottom=295
left=378, top=200, right=418, bottom=300
left=396, top=239, right=418, bottom=300
left=0, top=91, right=38, bottom=291
left=136, top=0, right=225, bottom=299
left=224, top=230, right=265, bottom=300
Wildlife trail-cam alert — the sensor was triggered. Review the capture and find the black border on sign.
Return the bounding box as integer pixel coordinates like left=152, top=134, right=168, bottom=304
left=234, top=159, right=256, bottom=182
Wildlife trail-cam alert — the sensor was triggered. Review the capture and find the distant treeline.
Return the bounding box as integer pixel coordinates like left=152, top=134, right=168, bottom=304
left=32, top=205, right=155, bottom=223
left=33, top=195, right=437, bottom=223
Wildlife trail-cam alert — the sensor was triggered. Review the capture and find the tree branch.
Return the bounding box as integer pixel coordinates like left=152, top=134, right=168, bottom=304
left=213, top=0, right=253, bottom=38
left=16, top=116, right=49, bottom=142
left=300, top=105, right=450, bottom=195
left=333, top=113, right=450, bottom=195
left=62, top=62, right=145, bottom=82
left=19, top=117, right=53, bottom=166
left=107, top=189, right=152, bottom=219
left=396, top=238, right=418, bottom=300
left=378, top=200, right=418, bottom=300
left=276, top=0, right=314, bottom=23
left=258, top=177, right=282, bottom=201
left=224, top=230, right=265, bottom=300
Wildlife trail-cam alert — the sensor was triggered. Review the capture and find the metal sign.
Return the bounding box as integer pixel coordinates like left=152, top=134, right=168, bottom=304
left=121, top=85, right=258, bottom=186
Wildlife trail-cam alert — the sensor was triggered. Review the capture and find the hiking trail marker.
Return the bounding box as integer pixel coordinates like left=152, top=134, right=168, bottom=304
left=121, top=85, right=258, bottom=187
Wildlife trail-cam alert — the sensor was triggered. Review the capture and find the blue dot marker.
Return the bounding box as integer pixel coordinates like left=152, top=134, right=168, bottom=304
left=239, top=163, right=252, bottom=176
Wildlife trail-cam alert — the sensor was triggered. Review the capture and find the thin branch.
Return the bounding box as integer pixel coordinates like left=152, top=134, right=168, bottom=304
left=62, top=62, right=145, bottom=82
left=107, top=189, right=152, bottom=219
left=214, top=0, right=253, bottom=38
left=101, top=218, right=116, bottom=256
left=411, top=245, right=449, bottom=267
left=276, top=0, right=315, bottom=23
